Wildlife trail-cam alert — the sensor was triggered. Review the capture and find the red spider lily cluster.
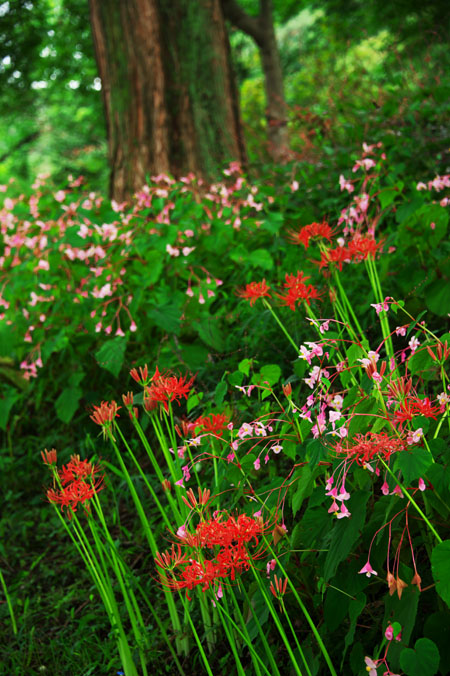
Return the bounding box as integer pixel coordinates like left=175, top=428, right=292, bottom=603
left=192, top=412, right=230, bottom=437
left=391, top=396, right=440, bottom=428
left=333, top=431, right=405, bottom=467
left=235, top=279, right=271, bottom=306
left=155, top=511, right=266, bottom=599
left=237, top=271, right=320, bottom=310
left=317, top=236, right=384, bottom=271
left=130, top=364, right=195, bottom=413
left=276, top=271, right=321, bottom=310
left=44, top=453, right=105, bottom=519
left=288, top=220, right=335, bottom=249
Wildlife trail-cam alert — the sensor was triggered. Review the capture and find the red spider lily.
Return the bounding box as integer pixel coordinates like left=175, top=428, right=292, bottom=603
left=392, top=397, right=440, bottom=428
left=288, top=220, right=335, bottom=249
left=334, top=432, right=405, bottom=466
left=276, top=271, right=321, bottom=310
left=387, top=376, right=413, bottom=401
left=46, top=456, right=104, bottom=518
left=41, top=448, right=57, bottom=465
left=194, top=412, right=230, bottom=436
left=317, top=236, right=383, bottom=271
left=144, top=366, right=195, bottom=413
left=270, top=574, right=288, bottom=598
left=130, top=364, right=150, bottom=385
left=156, top=512, right=268, bottom=597
left=347, top=236, right=384, bottom=262
left=155, top=544, right=188, bottom=570
left=122, top=391, right=134, bottom=407
left=236, top=280, right=271, bottom=306
left=90, top=400, right=121, bottom=426
left=317, top=245, right=351, bottom=271
left=182, top=487, right=211, bottom=510
left=427, top=340, right=450, bottom=363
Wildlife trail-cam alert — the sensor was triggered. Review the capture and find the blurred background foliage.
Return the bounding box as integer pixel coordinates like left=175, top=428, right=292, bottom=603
left=1, top=0, right=448, bottom=191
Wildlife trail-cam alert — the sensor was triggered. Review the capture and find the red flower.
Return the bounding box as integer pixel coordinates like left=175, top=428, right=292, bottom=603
left=347, top=236, right=383, bottom=262
left=144, top=366, right=195, bottom=413
left=156, top=512, right=266, bottom=596
left=46, top=455, right=104, bottom=518
left=276, top=271, right=321, bottom=310
left=194, top=413, right=230, bottom=436
left=334, top=432, right=405, bottom=466
left=41, top=448, right=57, bottom=465
left=392, top=397, right=440, bottom=428
left=90, top=401, right=121, bottom=426
left=236, top=280, right=271, bottom=306
left=288, top=220, right=334, bottom=249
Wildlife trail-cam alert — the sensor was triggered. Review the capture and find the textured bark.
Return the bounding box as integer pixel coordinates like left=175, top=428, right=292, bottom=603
left=222, top=0, right=289, bottom=162
left=89, top=0, right=246, bottom=200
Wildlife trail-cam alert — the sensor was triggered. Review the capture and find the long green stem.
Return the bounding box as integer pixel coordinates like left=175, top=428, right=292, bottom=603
left=262, top=299, right=299, bottom=354
left=379, top=457, right=442, bottom=543
left=0, top=569, right=17, bottom=635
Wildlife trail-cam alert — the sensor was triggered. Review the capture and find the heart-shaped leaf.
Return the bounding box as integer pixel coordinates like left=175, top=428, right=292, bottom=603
left=400, top=637, right=440, bottom=676
left=431, top=540, right=450, bottom=608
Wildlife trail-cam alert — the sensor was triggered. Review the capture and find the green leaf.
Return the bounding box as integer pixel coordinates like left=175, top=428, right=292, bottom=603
left=425, top=280, right=450, bottom=317
left=95, top=337, right=127, bottom=378
left=394, top=448, right=433, bottom=484
left=238, top=358, right=253, bottom=376
left=419, top=204, right=448, bottom=248
left=341, top=592, right=366, bottom=669
left=324, top=491, right=370, bottom=582
left=214, top=380, right=227, bottom=407
left=148, top=303, right=181, bottom=335
left=306, top=438, right=327, bottom=465
left=400, top=638, right=440, bottom=676
left=282, top=440, right=298, bottom=461
left=431, top=540, right=450, bottom=608
left=194, top=318, right=224, bottom=352
left=379, top=188, right=399, bottom=209
left=259, top=363, right=281, bottom=385
left=291, top=466, right=314, bottom=515
left=55, top=386, right=82, bottom=423
left=247, top=248, right=273, bottom=270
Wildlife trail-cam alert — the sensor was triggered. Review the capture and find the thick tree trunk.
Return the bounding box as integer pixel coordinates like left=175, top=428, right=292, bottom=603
left=89, top=0, right=246, bottom=200
left=222, top=0, right=290, bottom=162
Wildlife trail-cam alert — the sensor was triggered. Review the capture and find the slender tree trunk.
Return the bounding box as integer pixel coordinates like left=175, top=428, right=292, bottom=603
left=222, top=0, right=290, bottom=162
left=89, top=0, right=246, bottom=200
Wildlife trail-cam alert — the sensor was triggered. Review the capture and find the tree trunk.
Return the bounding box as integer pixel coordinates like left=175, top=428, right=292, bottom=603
left=89, top=0, right=246, bottom=200
left=222, top=0, right=290, bottom=162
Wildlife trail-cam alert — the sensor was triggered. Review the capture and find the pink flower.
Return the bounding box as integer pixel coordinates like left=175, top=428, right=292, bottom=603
left=418, top=477, right=426, bottom=491
left=409, top=336, right=420, bottom=353
left=395, top=326, right=407, bottom=336
left=253, top=457, right=261, bottom=471
left=385, top=625, right=393, bottom=641
left=129, top=321, right=137, bottom=332
left=364, top=656, right=378, bottom=676
left=359, top=561, right=378, bottom=578
left=381, top=481, right=390, bottom=495
left=336, top=503, right=351, bottom=519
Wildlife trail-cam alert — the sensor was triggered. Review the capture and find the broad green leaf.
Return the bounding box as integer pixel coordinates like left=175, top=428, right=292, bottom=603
left=431, top=540, right=450, bottom=608
left=95, top=337, right=127, bottom=378
left=424, top=612, right=450, bottom=672
left=292, top=465, right=314, bottom=515
left=247, top=248, right=273, bottom=270
left=400, top=638, right=440, bottom=676
left=306, top=438, right=327, bottom=465
left=379, top=188, right=399, bottom=209
left=194, top=318, right=224, bottom=352
left=238, top=358, right=253, bottom=376
left=148, top=303, right=181, bottom=335
left=55, top=386, right=82, bottom=423
left=425, top=280, right=450, bottom=317
left=341, top=592, right=366, bottom=669
left=214, top=380, right=227, bottom=407
left=259, top=363, right=281, bottom=385
left=324, top=491, right=370, bottom=581
left=394, top=448, right=433, bottom=484
left=324, top=587, right=350, bottom=632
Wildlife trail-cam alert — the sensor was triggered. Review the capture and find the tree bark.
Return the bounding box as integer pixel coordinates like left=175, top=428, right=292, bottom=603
left=89, top=0, right=246, bottom=200
left=222, top=0, right=290, bottom=162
